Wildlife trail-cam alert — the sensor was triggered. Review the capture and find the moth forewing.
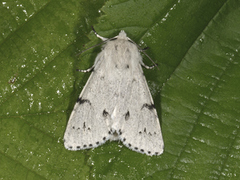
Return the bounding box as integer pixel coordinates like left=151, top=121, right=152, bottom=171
left=64, top=29, right=164, bottom=156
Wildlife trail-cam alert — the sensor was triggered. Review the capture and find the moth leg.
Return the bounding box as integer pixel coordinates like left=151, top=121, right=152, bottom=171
left=76, top=65, right=94, bottom=73
left=141, top=61, right=157, bottom=69
left=139, top=47, right=159, bottom=70
left=141, top=47, right=149, bottom=52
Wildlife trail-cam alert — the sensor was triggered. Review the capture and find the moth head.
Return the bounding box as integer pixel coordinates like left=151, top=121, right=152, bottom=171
left=117, top=30, right=128, bottom=40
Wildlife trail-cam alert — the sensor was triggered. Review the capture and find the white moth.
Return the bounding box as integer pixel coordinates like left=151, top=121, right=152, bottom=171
left=64, top=28, right=164, bottom=156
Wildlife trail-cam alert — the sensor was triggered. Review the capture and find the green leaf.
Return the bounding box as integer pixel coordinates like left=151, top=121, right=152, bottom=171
left=0, top=0, right=239, bottom=179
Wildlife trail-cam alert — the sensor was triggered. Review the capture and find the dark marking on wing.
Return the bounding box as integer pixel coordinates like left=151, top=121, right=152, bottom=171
left=115, top=45, right=118, bottom=50
left=125, top=111, right=130, bottom=121
left=144, top=128, right=147, bottom=133
left=103, top=109, right=109, bottom=117
left=77, top=97, right=91, bottom=105
left=126, top=64, right=130, bottom=69
left=140, top=127, right=154, bottom=136
left=109, top=128, right=122, bottom=136
left=118, top=129, right=122, bottom=135
left=141, top=103, right=155, bottom=110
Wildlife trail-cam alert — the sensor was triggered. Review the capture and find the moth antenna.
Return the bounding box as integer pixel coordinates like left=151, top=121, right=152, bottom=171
left=75, top=26, right=110, bottom=57
left=75, top=41, right=106, bottom=56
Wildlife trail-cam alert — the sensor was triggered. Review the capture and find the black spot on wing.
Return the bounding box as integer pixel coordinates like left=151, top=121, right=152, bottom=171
left=125, top=111, right=130, bottom=121
left=140, top=127, right=155, bottom=136
left=103, top=109, right=109, bottom=117
left=141, top=103, right=155, bottom=110
left=77, top=97, right=91, bottom=105
left=119, top=129, right=122, bottom=135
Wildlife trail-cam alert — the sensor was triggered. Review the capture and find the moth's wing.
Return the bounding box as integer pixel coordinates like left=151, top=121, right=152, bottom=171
left=120, top=65, right=164, bottom=156
left=64, top=57, right=111, bottom=151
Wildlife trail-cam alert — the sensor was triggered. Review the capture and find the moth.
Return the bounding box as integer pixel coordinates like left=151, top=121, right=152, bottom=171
left=64, top=28, right=164, bottom=156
